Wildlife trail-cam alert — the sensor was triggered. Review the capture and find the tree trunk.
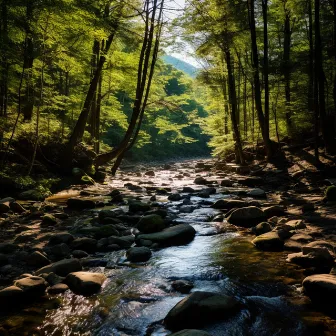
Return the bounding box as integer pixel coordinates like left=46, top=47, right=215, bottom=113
left=225, top=48, right=246, bottom=165
left=283, top=9, right=292, bottom=133
left=23, top=0, right=35, bottom=121
left=0, top=0, right=9, bottom=117
left=248, top=0, right=272, bottom=157
left=65, top=31, right=116, bottom=163
left=96, top=0, right=164, bottom=170
left=315, top=0, right=336, bottom=153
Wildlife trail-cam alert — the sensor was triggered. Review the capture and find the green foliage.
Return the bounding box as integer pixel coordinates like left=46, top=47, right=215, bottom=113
left=325, top=186, right=336, bottom=201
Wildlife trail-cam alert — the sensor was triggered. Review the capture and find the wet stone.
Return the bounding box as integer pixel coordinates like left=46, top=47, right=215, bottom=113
left=171, top=280, right=194, bottom=294
left=126, top=247, right=152, bottom=262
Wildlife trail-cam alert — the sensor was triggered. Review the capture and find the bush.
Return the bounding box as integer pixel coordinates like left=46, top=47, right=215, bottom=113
left=325, top=186, right=336, bottom=201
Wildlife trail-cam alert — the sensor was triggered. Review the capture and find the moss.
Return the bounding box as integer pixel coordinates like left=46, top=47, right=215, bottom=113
left=325, top=186, right=336, bottom=201
left=80, top=175, right=95, bottom=185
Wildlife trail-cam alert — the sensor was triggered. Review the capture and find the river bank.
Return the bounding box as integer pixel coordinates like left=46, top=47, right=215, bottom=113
left=0, top=153, right=336, bottom=335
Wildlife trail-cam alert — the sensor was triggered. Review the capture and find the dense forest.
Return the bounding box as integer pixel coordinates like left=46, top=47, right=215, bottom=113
left=1, top=0, right=336, bottom=184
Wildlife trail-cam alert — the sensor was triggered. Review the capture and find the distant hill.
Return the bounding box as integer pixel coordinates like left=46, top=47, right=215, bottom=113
left=162, top=55, right=199, bottom=78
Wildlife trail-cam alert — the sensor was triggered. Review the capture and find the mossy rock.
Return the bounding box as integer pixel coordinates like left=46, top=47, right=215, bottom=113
left=80, top=175, right=95, bottom=185
left=325, top=186, right=336, bottom=201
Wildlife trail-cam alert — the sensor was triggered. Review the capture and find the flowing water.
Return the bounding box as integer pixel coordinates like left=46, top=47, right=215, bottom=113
left=1, top=161, right=335, bottom=335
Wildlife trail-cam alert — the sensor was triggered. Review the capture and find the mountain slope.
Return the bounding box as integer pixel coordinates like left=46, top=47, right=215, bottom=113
left=162, top=55, right=198, bottom=78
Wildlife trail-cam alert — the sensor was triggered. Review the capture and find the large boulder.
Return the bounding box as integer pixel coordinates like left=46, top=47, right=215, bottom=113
left=227, top=206, right=266, bottom=227
left=137, top=214, right=165, bottom=234
left=170, top=330, right=212, bottom=336
left=252, top=231, right=284, bottom=251
left=164, top=291, right=241, bottom=331
left=126, top=247, right=152, bottom=262
left=36, top=258, right=82, bottom=277
left=14, top=276, right=47, bottom=297
left=137, top=224, right=196, bottom=247
left=65, top=272, right=106, bottom=296
left=302, top=274, right=336, bottom=311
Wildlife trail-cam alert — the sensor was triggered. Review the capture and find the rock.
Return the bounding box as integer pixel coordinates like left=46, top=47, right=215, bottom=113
left=26, top=251, right=50, bottom=267
left=137, top=214, right=165, bottom=234
left=107, top=236, right=133, bottom=248
left=0, top=243, right=19, bottom=254
left=0, top=197, right=15, bottom=203
left=80, top=258, right=108, bottom=267
left=145, top=170, right=155, bottom=176
left=48, top=283, right=69, bottom=295
left=284, top=240, right=303, bottom=252
left=211, top=199, right=247, bottom=210
left=325, top=186, right=336, bottom=201
left=36, top=258, right=82, bottom=277
left=19, top=189, right=50, bottom=201
left=65, top=272, right=106, bottom=296
left=252, top=232, right=284, bottom=251
left=290, top=233, right=313, bottom=244
left=71, top=238, right=97, bottom=252
left=72, top=250, right=89, bottom=259
left=137, top=224, right=196, bottom=247
left=41, top=214, right=57, bottom=226
left=45, top=272, right=64, bottom=286
left=182, top=187, right=195, bottom=193
left=247, top=188, right=266, bottom=198
left=194, top=177, right=208, bottom=185
left=263, top=205, right=285, bottom=217
left=129, top=201, right=151, bottom=213
left=170, top=330, right=212, bottom=336
left=72, top=167, right=85, bottom=177
left=172, top=280, right=194, bottom=294
left=252, top=222, right=272, bottom=236
left=168, top=193, right=183, bottom=201
left=49, top=233, right=74, bottom=245
left=239, top=177, right=263, bottom=187
left=67, top=198, right=96, bottom=209
left=14, top=276, right=47, bottom=297
left=46, top=243, right=71, bottom=259
left=286, top=220, right=306, bottom=230
left=78, top=225, right=119, bottom=239
left=164, top=291, right=241, bottom=331
left=10, top=201, right=26, bottom=213
left=0, top=286, right=24, bottom=306
left=126, top=247, right=152, bottom=262
left=0, top=254, right=9, bottom=266
left=306, top=240, right=336, bottom=254
left=0, top=202, right=10, bottom=214
left=221, top=179, right=233, bottom=187
left=227, top=206, right=266, bottom=227
left=287, top=247, right=334, bottom=271
left=302, top=274, right=336, bottom=310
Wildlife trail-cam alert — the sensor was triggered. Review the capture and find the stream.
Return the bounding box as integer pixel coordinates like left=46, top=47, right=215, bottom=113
left=0, top=160, right=333, bottom=336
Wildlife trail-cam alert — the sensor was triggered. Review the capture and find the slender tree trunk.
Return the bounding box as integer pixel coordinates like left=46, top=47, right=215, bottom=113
left=315, top=0, right=336, bottom=153
left=96, top=0, right=164, bottom=170
left=262, top=0, right=270, bottom=148
left=23, top=0, right=35, bottom=121
left=0, top=0, right=9, bottom=117
left=248, top=0, right=272, bottom=157
left=65, top=31, right=116, bottom=162
left=284, top=9, right=292, bottom=133
left=225, top=48, right=245, bottom=165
